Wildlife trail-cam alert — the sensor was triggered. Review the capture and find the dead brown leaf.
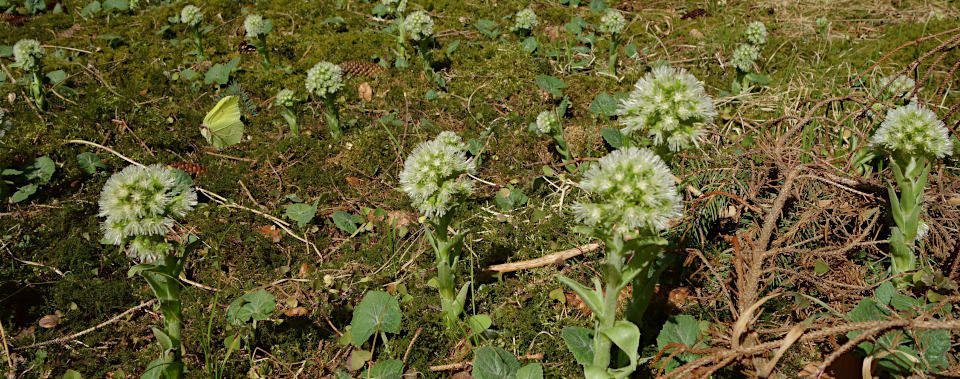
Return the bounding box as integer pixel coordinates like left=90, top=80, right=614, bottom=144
left=257, top=225, right=282, bottom=243
left=358, top=82, right=373, bottom=101
left=39, top=314, right=58, bottom=329
left=283, top=307, right=309, bottom=317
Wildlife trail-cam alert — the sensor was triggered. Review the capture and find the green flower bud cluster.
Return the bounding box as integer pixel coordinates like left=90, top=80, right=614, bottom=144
left=878, top=75, right=916, bottom=98
left=744, top=21, right=767, bottom=46
left=399, top=131, right=476, bottom=218
left=573, top=147, right=682, bottom=234
left=512, top=8, right=539, bottom=32
left=404, top=11, right=434, bottom=41
left=305, top=61, right=343, bottom=98
left=871, top=104, right=952, bottom=160
left=617, top=66, right=717, bottom=151
left=600, top=10, right=626, bottom=34
left=180, top=5, right=203, bottom=26
left=13, top=39, right=43, bottom=72
left=729, top=21, right=767, bottom=72
left=244, top=14, right=268, bottom=38
left=275, top=89, right=297, bottom=107
left=98, top=164, right=197, bottom=263
left=535, top=110, right=559, bottom=134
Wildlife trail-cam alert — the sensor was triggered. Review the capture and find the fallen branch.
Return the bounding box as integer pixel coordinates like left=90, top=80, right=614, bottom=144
left=15, top=299, right=156, bottom=350
left=429, top=353, right=544, bottom=371
left=487, top=242, right=601, bottom=273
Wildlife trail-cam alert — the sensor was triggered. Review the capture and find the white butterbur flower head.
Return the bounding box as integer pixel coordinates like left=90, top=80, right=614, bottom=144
left=13, top=39, right=43, bottom=72
left=877, top=75, right=915, bottom=98
left=180, top=5, right=203, bottom=26
left=305, top=61, right=343, bottom=98
left=600, top=10, right=626, bottom=34
left=573, top=147, right=682, bottom=234
left=744, top=21, right=767, bottom=45
left=404, top=11, right=434, bottom=41
left=98, top=164, right=197, bottom=263
left=871, top=104, right=953, bottom=159
left=617, top=66, right=717, bottom=152
left=535, top=110, right=559, bottom=134
left=730, top=43, right=759, bottom=72
left=399, top=132, right=476, bottom=218
left=276, top=89, right=296, bottom=107
left=244, top=14, right=268, bottom=38
left=512, top=8, right=539, bottom=31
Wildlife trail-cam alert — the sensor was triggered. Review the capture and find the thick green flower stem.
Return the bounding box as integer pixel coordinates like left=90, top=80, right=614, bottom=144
left=280, top=106, right=298, bottom=137
left=887, top=156, right=929, bottom=275
left=549, top=133, right=576, bottom=171
left=141, top=254, right=186, bottom=378
left=30, top=71, right=44, bottom=110
left=256, top=35, right=271, bottom=68
left=607, top=35, right=619, bottom=75
left=190, top=26, right=205, bottom=61
left=322, top=96, right=341, bottom=140
left=427, top=213, right=468, bottom=328
left=395, top=17, right=408, bottom=66
left=591, top=278, right=621, bottom=369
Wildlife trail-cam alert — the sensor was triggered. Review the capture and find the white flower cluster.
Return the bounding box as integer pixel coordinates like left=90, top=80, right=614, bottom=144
left=99, top=164, right=197, bottom=263
left=744, top=21, right=767, bottom=45
left=244, top=14, right=268, bottom=38
left=275, top=89, right=296, bottom=107
left=404, top=11, right=434, bottom=41
left=878, top=75, right=915, bottom=98
left=730, top=44, right=759, bottom=72
left=180, top=5, right=203, bottom=26
left=512, top=8, right=539, bottom=32
left=305, top=61, right=343, bottom=98
left=573, top=147, right=682, bottom=233
left=535, top=110, right=559, bottom=134
left=13, top=39, right=43, bottom=72
left=399, top=131, right=476, bottom=218
left=871, top=104, right=953, bottom=159
left=617, top=66, right=717, bottom=151
left=600, top=10, right=626, bottom=34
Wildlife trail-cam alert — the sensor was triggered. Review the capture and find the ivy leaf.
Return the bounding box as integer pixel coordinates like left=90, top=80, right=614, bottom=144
left=472, top=346, right=520, bottom=379
left=46, top=70, right=67, bottom=86
left=656, top=315, right=703, bottom=372
left=590, top=92, right=617, bottom=117
left=515, top=363, right=543, bottom=379
left=361, top=359, right=403, bottom=379
left=331, top=210, right=362, bottom=234
left=81, top=1, right=102, bottom=17
left=204, top=58, right=242, bottom=85
left=535, top=75, right=567, bottom=97
left=521, top=37, right=539, bottom=53
left=285, top=202, right=317, bottom=228
left=24, top=156, right=55, bottom=183
left=589, top=0, right=606, bottom=12
left=226, top=290, right=276, bottom=325
left=475, top=19, right=499, bottom=39
left=599, top=128, right=623, bottom=148
left=467, top=314, right=492, bottom=336
left=62, top=369, right=83, bottom=379
left=76, top=152, right=106, bottom=174
left=102, top=0, right=128, bottom=11
left=350, top=291, right=402, bottom=347
left=10, top=184, right=37, bottom=203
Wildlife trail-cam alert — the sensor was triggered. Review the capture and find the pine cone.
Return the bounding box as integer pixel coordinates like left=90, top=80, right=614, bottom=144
left=339, top=60, right=386, bottom=77
left=0, top=14, right=28, bottom=26
left=169, top=162, right=207, bottom=176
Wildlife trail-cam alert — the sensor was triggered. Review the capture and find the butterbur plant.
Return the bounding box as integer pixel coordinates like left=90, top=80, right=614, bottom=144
left=305, top=61, right=344, bottom=139
left=531, top=108, right=574, bottom=169
left=870, top=104, right=953, bottom=277
left=728, top=21, right=769, bottom=92
left=181, top=5, right=205, bottom=60
left=244, top=14, right=273, bottom=68
left=403, top=11, right=440, bottom=84
left=617, top=66, right=717, bottom=156
left=399, top=132, right=476, bottom=328
left=13, top=39, right=45, bottom=109
left=559, top=147, right=681, bottom=378
left=511, top=8, right=538, bottom=35
left=99, top=164, right=199, bottom=378
left=599, top=10, right=626, bottom=74
left=275, top=89, right=300, bottom=137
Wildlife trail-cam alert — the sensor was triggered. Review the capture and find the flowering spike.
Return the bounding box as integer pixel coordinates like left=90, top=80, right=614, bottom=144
left=305, top=61, right=343, bottom=98
left=871, top=104, right=953, bottom=159
left=399, top=132, right=476, bottom=218
left=617, top=66, right=716, bottom=151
